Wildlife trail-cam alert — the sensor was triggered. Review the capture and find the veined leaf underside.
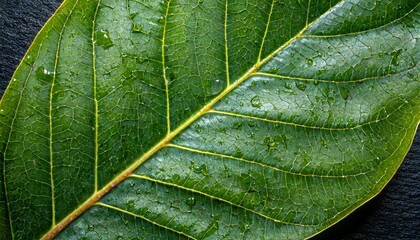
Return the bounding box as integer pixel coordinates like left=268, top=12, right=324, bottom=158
left=0, top=0, right=419, bottom=239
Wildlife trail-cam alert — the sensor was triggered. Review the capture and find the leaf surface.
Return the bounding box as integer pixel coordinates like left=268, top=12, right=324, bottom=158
left=0, top=0, right=419, bottom=239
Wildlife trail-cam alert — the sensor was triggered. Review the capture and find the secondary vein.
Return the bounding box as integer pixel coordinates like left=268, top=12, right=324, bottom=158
left=48, top=0, right=79, bottom=226
left=258, top=0, right=275, bottom=63
left=92, top=0, right=101, bottom=193
left=96, top=202, right=197, bottom=239
left=162, top=0, right=172, bottom=135
left=224, top=0, right=230, bottom=86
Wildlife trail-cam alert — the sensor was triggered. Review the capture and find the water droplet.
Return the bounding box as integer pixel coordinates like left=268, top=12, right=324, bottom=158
left=12, top=78, right=17, bottom=82
left=265, top=67, right=277, bottom=74
left=239, top=102, right=244, bottom=107
left=36, top=66, right=54, bottom=81
left=316, top=68, right=326, bottom=75
left=136, top=189, right=141, bottom=194
left=193, top=164, right=209, bottom=176
left=390, top=49, right=402, bottom=66
left=250, top=96, right=262, bottom=108
left=96, top=29, right=114, bottom=49
left=295, top=82, right=307, bottom=91
left=320, top=138, right=329, bottom=149
left=306, top=58, right=313, bottom=66
left=185, top=197, right=196, bottom=206
left=131, top=23, right=143, bottom=33
left=264, top=137, right=276, bottom=151
left=233, top=121, right=243, bottom=129
left=88, top=225, right=94, bottom=231
left=339, top=87, right=350, bottom=100
left=24, top=54, right=35, bottom=65
left=206, top=79, right=224, bottom=96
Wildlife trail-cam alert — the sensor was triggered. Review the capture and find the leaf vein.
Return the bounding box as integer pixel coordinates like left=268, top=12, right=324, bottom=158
left=166, top=144, right=371, bottom=178
left=49, top=0, right=79, bottom=226
left=257, top=0, right=275, bottom=64
left=224, top=0, right=230, bottom=86
left=95, top=202, right=197, bottom=240
left=303, top=3, right=419, bottom=38
left=130, top=174, right=316, bottom=227
left=92, top=0, right=101, bottom=193
left=255, top=65, right=418, bottom=84
left=162, top=0, right=172, bottom=134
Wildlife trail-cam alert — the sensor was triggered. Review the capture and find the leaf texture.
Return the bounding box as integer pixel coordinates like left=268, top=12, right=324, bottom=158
left=0, top=0, right=419, bottom=239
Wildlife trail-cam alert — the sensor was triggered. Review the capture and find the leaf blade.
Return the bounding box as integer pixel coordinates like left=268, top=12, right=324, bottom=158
left=0, top=2, right=418, bottom=240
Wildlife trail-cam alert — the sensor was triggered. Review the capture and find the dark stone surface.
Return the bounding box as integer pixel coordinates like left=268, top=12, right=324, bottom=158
left=0, top=0, right=418, bottom=239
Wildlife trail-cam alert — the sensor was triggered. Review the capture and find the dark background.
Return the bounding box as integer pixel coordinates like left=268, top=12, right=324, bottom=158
left=0, top=0, right=418, bottom=239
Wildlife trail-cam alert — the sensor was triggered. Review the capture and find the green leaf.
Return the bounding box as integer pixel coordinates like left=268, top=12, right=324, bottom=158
left=1, top=0, right=419, bottom=239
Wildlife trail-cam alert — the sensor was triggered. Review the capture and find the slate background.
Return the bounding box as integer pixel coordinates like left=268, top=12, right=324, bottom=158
left=0, top=0, right=418, bottom=239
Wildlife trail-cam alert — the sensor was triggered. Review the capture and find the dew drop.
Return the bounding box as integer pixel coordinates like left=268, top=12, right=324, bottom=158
left=36, top=66, right=54, bottom=81
left=24, top=54, right=35, bottom=65
left=250, top=96, right=262, bottom=108
left=88, top=225, right=94, bottom=231
left=306, top=58, right=313, bottom=66
left=206, top=79, right=224, bottom=96
left=265, top=67, right=277, bottom=74
left=193, top=164, right=209, bottom=176
left=233, top=121, right=243, bottom=129
left=390, top=49, right=402, bottom=66
left=295, top=82, right=307, bottom=91
left=96, top=29, right=114, bottom=49
left=185, top=197, right=196, bottom=206
left=339, top=87, right=350, bottom=100
left=247, top=121, right=255, bottom=127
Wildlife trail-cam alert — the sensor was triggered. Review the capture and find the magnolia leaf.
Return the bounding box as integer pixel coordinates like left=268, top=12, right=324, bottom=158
left=1, top=0, right=419, bottom=239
